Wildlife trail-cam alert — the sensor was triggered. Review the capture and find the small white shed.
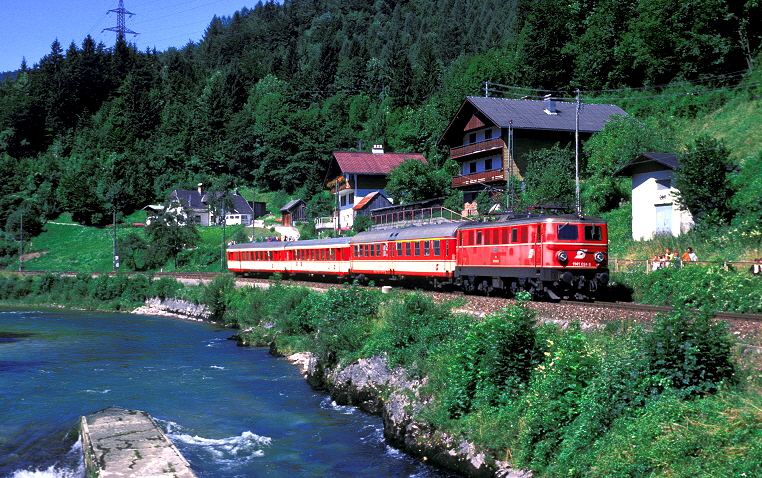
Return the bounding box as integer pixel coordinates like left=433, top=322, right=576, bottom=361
left=614, top=152, right=694, bottom=240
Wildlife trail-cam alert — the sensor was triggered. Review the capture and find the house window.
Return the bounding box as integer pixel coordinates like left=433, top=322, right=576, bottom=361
left=484, top=129, right=492, bottom=140
left=656, top=179, right=672, bottom=190
left=485, top=158, right=492, bottom=170
left=469, top=162, right=477, bottom=174
left=469, top=133, right=476, bottom=144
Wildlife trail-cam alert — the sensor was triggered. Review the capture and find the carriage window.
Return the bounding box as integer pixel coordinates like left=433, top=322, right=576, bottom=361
left=424, top=241, right=430, bottom=256
left=434, top=240, right=441, bottom=256
left=406, top=242, right=411, bottom=256
left=557, top=224, right=579, bottom=241
left=396, top=242, right=403, bottom=256
left=585, top=225, right=603, bottom=241
left=376, top=243, right=381, bottom=257
left=414, top=242, right=421, bottom=256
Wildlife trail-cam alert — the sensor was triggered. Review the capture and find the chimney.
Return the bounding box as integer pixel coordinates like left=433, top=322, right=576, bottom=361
left=372, top=144, right=384, bottom=154
left=544, top=94, right=558, bottom=115
left=197, top=183, right=203, bottom=194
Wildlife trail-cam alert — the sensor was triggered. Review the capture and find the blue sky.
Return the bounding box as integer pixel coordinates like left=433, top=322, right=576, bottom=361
left=0, top=0, right=260, bottom=72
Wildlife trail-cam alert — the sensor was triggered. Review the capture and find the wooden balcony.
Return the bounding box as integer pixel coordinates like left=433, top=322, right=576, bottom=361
left=328, top=182, right=353, bottom=194
left=452, top=169, right=505, bottom=188
left=450, top=138, right=505, bottom=160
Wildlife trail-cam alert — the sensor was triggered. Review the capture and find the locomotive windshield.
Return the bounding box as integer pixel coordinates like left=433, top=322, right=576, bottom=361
left=557, top=223, right=578, bottom=240
left=584, top=225, right=603, bottom=241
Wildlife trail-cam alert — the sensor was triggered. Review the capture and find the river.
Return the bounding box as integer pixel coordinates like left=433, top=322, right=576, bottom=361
left=0, top=307, right=456, bottom=477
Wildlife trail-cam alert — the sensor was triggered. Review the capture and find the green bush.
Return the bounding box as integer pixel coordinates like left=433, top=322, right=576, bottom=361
left=642, top=308, right=735, bottom=399
left=203, top=274, right=236, bottom=322
left=362, top=291, right=465, bottom=370
left=443, top=302, right=538, bottom=418
left=151, top=276, right=183, bottom=300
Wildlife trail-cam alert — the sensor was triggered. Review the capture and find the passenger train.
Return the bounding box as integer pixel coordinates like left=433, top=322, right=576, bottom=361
left=226, top=215, right=610, bottom=300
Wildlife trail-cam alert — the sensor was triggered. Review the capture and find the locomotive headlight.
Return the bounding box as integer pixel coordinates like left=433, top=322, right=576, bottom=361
left=557, top=250, right=568, bottom=262
left=594, top=251, right=605, bottom=263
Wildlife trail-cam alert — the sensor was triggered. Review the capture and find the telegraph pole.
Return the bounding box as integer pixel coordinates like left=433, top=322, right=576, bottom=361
left=102, top=0, right=138, bottom=41
left=575, top=89, right=581, bottom=216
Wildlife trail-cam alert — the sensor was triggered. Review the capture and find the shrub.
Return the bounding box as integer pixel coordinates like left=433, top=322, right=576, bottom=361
left=363, top=291, right=466, bottom=370
left=203, top=274, right=236, bottom=322
left=443, top=300, right=538, bottom=419
left=151, top=276, right=183, bottom=300
left=642, top=307, right=735, bottom=399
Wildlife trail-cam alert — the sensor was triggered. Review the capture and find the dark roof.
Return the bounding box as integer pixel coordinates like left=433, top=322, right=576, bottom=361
left=171, top=190, right=206, bottom=210
left=614, top=152, right=680, bottom=177
left=439, top=96, right=628, bottom=145
left=280, top=199, right=305, bottom=212
left=332, top=151, right=426, bottom=175
left=171, top=190, right=254, bottom=214
left=353, top=191, right=390, bottom=210
left=350, top=222, right=462, bottom=243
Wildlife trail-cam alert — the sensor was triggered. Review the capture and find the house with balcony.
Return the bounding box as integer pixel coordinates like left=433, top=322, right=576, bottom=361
left=614, top=152, right=694, bottom=240
left=438, top=96, right=628, bottom=206
left=323, top=145, right=427, bottom=228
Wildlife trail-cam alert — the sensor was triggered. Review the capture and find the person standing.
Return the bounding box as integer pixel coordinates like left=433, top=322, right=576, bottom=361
left=687, top=247, right=697, bottom=261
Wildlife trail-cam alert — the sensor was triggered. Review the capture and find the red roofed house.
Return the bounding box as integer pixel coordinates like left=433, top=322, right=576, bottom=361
left=324, top=145, right=426, bottom=228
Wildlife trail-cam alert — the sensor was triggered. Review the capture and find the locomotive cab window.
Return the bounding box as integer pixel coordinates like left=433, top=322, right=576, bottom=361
left=557, top=223, right=579, bottom=241
left=584, top=225, right=603, bottom=241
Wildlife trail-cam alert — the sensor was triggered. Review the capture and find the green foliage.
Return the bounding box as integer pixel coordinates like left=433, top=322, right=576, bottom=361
left=203, top=274, right=236, bottom=321
left=385, top=159, right=452, bottom=205
left=642, top=308, right=735, bottom=398
left=290, top=286, right=381, bottom=364
left=674, top=135, right=738, bottom=231
left=624, top=265, right=762, bottom=314
left=151, top=276, right=184, bottom=300
left=145, top=208, right=201, bottom=268
left=352, top=214, right=373, bottom=233
left=521, top=144, right=575, bottom=211
left=582, top=115, right=675, bottom=215
left=362, top=291, right=466, bottom=371
left=443, top=303, right=538, bottom=418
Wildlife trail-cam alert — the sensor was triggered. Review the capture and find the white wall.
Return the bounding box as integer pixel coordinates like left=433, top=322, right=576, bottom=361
left=631, top=170, right=694, bottom=240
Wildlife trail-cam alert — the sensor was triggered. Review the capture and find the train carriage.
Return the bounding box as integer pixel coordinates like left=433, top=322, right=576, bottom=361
left=349, top=223, right=460, bottom=285
left=285, top=237, right=352, bottom=278
left=227, top=242, right=288, bottom=276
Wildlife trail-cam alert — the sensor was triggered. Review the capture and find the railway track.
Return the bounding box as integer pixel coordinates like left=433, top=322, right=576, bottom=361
left=14, top=270, right=762, bottom=340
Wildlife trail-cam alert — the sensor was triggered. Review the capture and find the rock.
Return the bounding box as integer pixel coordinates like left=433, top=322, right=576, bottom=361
left=299, top=351, right=532, bottom=478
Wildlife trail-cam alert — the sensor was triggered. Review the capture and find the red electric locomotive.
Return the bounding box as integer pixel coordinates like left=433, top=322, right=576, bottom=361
left=226, top=214, right=609, bottom=300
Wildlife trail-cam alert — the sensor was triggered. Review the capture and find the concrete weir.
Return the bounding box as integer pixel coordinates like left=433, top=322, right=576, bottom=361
left=80, top=406, right=197, bottom=477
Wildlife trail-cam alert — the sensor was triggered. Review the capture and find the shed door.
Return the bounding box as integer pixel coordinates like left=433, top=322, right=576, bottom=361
left=655, top=204, right=672, bottom=235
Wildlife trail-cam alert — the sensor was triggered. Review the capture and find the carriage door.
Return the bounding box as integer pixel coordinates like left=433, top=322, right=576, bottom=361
left=533, top=224, right=543, bottom=267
